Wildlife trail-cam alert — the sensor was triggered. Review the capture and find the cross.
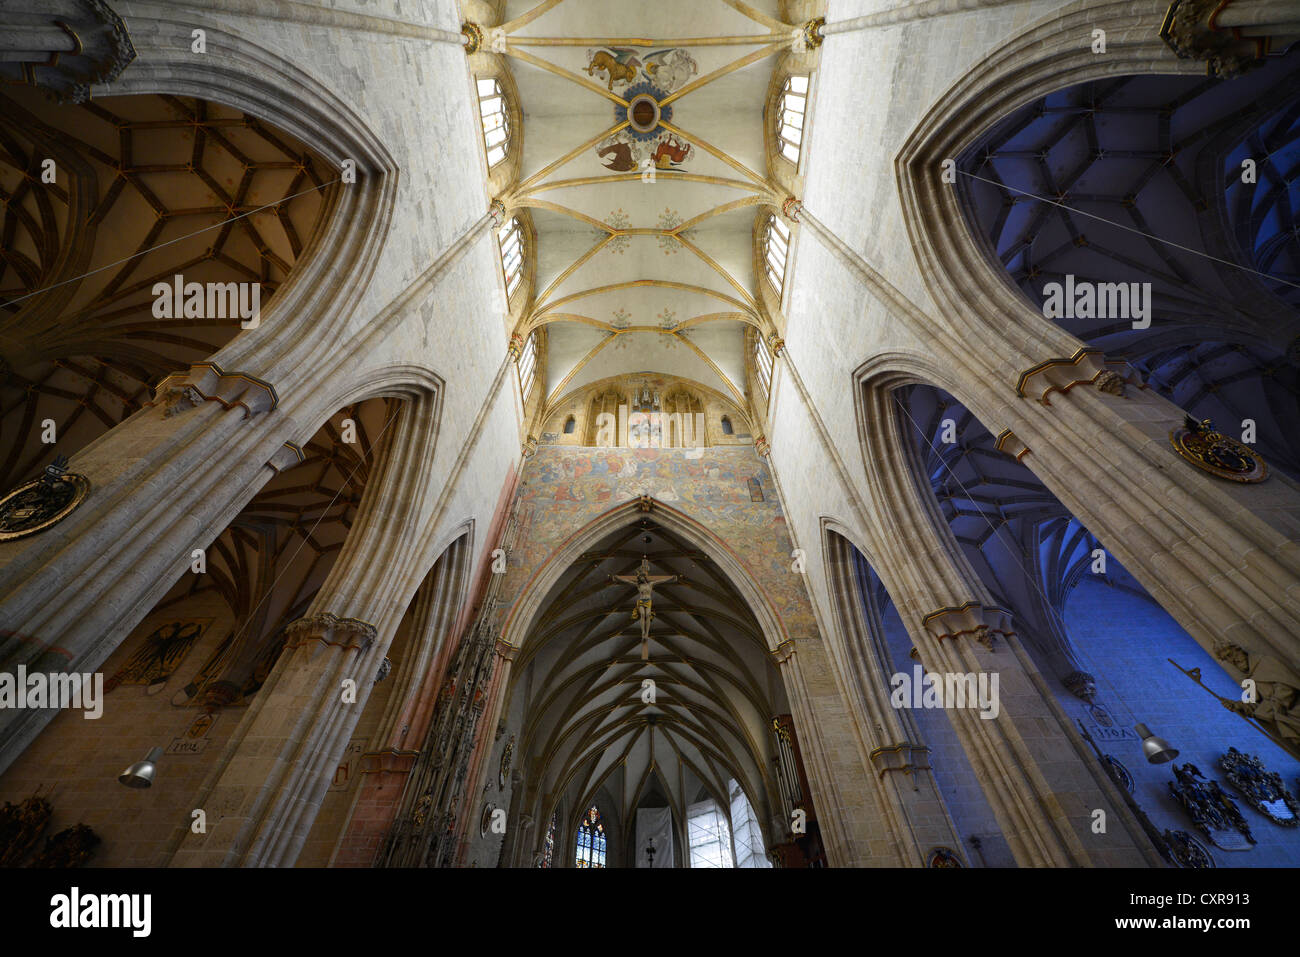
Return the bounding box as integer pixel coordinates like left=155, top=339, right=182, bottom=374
left=610, top=557, right=678, bottom=660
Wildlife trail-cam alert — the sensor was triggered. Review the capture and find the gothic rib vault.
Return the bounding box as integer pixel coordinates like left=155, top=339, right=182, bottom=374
left=0, top=0, right=1298, bottom=878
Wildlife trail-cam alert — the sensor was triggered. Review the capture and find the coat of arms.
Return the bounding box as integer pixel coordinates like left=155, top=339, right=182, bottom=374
left=1168, top=762, right=1255, bottom=850
left=1220, top=747, right=1300, bottom=826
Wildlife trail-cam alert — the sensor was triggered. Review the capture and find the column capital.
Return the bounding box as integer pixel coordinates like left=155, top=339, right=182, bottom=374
left=147, top=362, right=278, bottom=419
left=283, top=612, right=378, bottom=652
left=867, top=743, right=933, bottom=780
left=1159, top=0, right=1274, bottom=77
left=1015, top=348, right=1143, bottom=405
left=921, top=601, right=1014, bottom=651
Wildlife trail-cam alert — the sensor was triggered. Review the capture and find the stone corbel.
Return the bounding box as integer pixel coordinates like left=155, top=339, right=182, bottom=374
left=1063, top=670, right=1098, bottom=702
left=791, top=17, right=825, bottom=54
left=0, top=0, right=137, bottom=104
left=267, top=442, right=305, bottom=473
left=922, top=601, right=1014, bottom=652
left=994, top=429, right=1030, bottom=462
left=1159, top=0, right=1298, bottom=77
left=283, top=612, right=378, bottom=652
left=147, top=362, right=278, bottom=419
left=781, top=197, right=803, bottom=223
left=771, top=638, right=796, bottom=664
left=755, top=435, right=771, bottom=457
left=1015, top=349, right=1143, bottom=405
left=868, top=743, right=933, bottom=781
left=494, top=638, right=518, bottom=662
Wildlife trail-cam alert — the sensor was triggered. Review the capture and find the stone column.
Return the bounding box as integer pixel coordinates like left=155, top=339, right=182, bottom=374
left=769, top=636, right=912, bottom=867
left=821, top=531, right=971, bottom=866
left=0, top=381, right=297, bottom=776
left=859, top=384, right=1164, bottom=867
left=330, top=538, right=471, bottom=865
left=165, top=392, right=441, bottom=866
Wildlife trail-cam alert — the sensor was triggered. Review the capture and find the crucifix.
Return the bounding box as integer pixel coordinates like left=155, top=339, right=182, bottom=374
left=611, top=557, right=677, bottom=660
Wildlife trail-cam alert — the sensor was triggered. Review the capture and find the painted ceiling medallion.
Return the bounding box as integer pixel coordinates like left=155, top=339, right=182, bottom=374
left=591, top=47, right=698, bottom=172
left=0, top=455, right=90, bottom=541
left=1169, top=416, right=1268, bottom=483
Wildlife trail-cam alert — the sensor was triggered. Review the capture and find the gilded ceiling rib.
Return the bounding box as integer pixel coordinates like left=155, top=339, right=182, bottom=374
left=506, top=47, right=631, bottom=107
left=513, top=120, right=630, bottom=194
left=659, top=40, right=787, bottom=106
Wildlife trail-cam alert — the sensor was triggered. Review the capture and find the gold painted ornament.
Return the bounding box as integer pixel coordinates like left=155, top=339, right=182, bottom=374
left=1169, top=416, right=1267, bottom=483
left=0, top=456, right=90, bottom=541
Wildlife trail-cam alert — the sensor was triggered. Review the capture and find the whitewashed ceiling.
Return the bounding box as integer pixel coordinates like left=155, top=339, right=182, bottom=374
left=498, top=0, right=790, bottom=408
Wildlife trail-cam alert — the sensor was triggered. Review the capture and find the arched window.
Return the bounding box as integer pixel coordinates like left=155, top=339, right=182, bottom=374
left=763, top=214, right=791, bottom=298
left=476, top=77, right=511, bottom=167
left=687, top=797, right=733, bottom=868
left=775, top=75, right=809, bottom=165
left=498, top=216, right=525, bottom=298
left=575, top=806, right=606, bottom=868
left=720, top=415, right=734, bottom=435
left=727, top=779, right=771, bottom=868
left=539, top=813, right=556, bottom=868
left=753, top=332, right=774, bottom=398
left=516, top=331, right=538, bottom=397
left=563, top=415, right=576, bottom=434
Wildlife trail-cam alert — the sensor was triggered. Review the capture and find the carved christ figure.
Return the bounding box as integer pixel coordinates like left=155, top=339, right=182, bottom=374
left=611, top=558, right=678, bottom=660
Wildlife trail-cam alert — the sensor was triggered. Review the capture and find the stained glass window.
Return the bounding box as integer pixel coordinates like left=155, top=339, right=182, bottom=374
left=728, top=778, right=771, bottom=868
left=753, top=332, right=774, bottom=399
left=687, top=799, right=733, bottom=868
left=575, top=806, right=606, bottom=868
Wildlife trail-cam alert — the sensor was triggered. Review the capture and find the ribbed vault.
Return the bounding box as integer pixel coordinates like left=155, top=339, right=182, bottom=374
left=956, top=49, right=1300, bottom=479
left=506, top=514, right=784, bottom=855
left=0, top=88, right=335, bottom=488
left=495, top=0, right=796, bottom=412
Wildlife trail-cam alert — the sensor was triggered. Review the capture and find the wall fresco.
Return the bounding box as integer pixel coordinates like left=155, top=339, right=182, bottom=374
left=494, top=445, right=819, bottom=641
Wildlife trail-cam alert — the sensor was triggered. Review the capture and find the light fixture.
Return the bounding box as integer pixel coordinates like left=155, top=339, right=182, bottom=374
left=118, top=746, right=164, bottom=788
left=1134, top=724, right=1179, bottom=764
left=646, top=836, right=656, bottom=867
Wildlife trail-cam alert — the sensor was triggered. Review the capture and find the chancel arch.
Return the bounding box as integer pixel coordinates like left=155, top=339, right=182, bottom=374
left=496, top=514, right=791, bottom=868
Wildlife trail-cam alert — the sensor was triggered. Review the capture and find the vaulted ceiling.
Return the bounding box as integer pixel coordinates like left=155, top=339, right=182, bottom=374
left=0, top=88, right=334, bottom=489
left=505, top=517, right=785, bottom=835
left=956, top=50, right=1300, bottom=480
left=495, top=0, right=798, bottom=413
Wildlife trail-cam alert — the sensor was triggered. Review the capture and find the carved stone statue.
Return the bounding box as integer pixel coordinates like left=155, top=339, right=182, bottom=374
left=611, top=557, right=678, bottom=660
left=1214, top=644, right=1300, bottom=754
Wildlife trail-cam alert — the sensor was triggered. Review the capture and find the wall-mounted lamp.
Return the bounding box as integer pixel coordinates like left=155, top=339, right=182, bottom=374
left=1134, top=724, right=1179, bottom=764
left=118, top=746, right=164, bottom=788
